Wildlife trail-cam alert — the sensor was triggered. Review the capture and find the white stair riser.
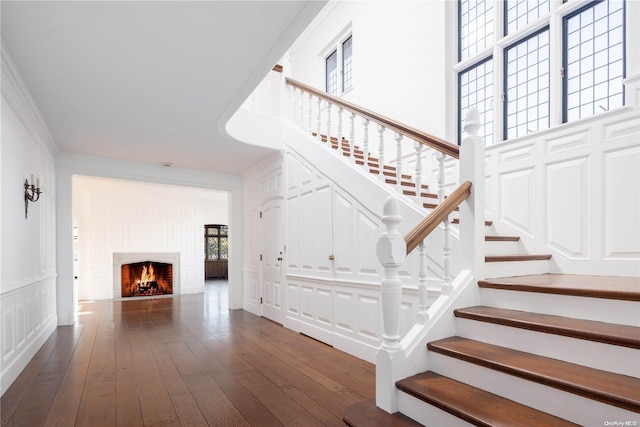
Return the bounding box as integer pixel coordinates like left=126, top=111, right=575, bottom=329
left=428, top=352, right=638, bottom=426
left=484, top=259, right=550, bottom=278
left=455, top=318, right=640, bottom=378
left=479, top=288, right=640, bottom=327
left=485, top=240, right=519, bottom=255
left=398, top=390, right=474, bottom=427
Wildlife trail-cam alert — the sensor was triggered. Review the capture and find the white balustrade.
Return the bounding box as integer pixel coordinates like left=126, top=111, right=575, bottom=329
left=326, top=102, right=332, bottom=148
left=414, top=141, right=424, bottom=205
left=378, top=125, right=386, bottom=179
left=363, top=118, right=370, bottom=165
left=315, top=98, right=322, bottom=140
left=395, top=132, right=403, bottom=188
left=417, top=241, right=429, bottom=324
left=349, top=112, right=356, bottom=161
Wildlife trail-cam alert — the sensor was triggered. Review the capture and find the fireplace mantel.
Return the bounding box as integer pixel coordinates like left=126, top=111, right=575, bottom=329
left=113, top=252, right=180, bottom=299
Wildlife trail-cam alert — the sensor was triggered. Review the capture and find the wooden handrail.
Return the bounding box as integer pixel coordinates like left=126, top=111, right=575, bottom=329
left=285, top=77, right=460, bottom=159
left=404, top=181, right=472, bottom=254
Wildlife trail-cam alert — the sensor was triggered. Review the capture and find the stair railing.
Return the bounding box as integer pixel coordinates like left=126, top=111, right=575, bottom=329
left=376, top=109, right=486, bottom=412
left=285, top=78, right=460, bottom=209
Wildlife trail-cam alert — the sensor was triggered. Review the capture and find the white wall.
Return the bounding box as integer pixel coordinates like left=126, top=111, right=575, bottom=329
left=1, top=45, right=58, bottom=396
left=72, top=176, right=228, bottom=300
left=288, top=1, right=449, bottom=139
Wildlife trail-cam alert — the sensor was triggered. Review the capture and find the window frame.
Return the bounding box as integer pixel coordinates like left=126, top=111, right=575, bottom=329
left=323, top=30, right=354, bottom=96
left=455, top=0, right=627, bottom=145
left=204, top=224, right=228, bottom=261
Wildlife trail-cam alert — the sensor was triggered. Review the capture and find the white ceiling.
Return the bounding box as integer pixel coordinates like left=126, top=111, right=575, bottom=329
left=1, top=1, right=325, bottom=175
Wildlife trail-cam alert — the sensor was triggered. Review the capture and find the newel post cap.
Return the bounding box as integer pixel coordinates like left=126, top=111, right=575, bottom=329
left=463, top=107, right=481, bottom=137
left=377, top=197, right=405, bottom=265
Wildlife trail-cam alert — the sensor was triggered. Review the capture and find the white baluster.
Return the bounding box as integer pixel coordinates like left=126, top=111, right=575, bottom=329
left=336, top=107, right=344, bottom=156
left=376, top=197, right=404, bottom=350
left=378, top=125, right=386, bottom=179
left=414, top=141, right=424, bottom=205
left=316, top=97, right=322, bottom=141
left=307, top=93, right=313, bottom=134
left=298, top=89, right=304, bottom=128
left=395, top=132, right=403, bottom=189
left=438, top=152, right=446, bottom=203
left=437, top=152, right=452, bottom=295
left=417, top=241, right=429, bottom=324
left=349, top=112, right=356, bottom=161
left=442, top=212, right=452, bottom=295
left=326, top=102, right=333, bottom=148
left=363, top=118, right=370, bottom=166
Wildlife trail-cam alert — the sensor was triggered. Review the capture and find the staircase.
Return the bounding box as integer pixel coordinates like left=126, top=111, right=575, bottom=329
left=344, top=275, right=640, bottom=426
left=304, top=109, right=639, bottom=427
left=318, top=134, right=640, bottom=426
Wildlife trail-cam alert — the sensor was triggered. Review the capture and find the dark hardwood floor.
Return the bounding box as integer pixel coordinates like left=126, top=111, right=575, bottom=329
left=1, top=281, right=375, bottom=426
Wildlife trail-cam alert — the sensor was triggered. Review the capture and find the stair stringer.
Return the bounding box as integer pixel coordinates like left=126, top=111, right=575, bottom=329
left=376, top=270, right=479, bottom=413
left=283, top=122, right=462, bottom=284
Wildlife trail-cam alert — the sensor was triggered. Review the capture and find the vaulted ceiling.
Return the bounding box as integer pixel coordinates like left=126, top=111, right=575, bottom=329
left=1, top=1, right=325, bottom=174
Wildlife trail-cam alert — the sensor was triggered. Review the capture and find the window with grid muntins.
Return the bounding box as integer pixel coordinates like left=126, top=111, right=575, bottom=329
left=205, top=225, right=228, bottom=261
left=505, top=28, right=551, bottom=139
left=564, top=0, right=625, bottom=121
left=505, top=0, right=550, bottom=35
left=326, top=50, right=338, bottom=95
left=459, top=0, right=494, bottom=61
left=342, top=36, right=353, bottom=92
left=459, top=58, right=494, bottom=143
left=457, top=0, right=626, bottom=145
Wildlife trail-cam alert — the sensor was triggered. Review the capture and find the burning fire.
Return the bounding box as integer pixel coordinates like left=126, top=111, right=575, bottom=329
left=137, top=263, right=155, bottom=286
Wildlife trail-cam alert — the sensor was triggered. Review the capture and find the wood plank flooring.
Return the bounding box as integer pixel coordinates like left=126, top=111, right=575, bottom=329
left=1, top=281, right=374, bottom=426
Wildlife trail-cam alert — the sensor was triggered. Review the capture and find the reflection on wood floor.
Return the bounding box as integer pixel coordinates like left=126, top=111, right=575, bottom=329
left=1, top=280, right=375, bottom=427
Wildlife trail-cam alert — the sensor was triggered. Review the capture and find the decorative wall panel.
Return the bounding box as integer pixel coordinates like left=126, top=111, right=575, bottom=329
left=546, top=156, right=590, bottom=258
left=499, top=167, right=536, bottom=237
left=604, top=146, right=640, bottom=258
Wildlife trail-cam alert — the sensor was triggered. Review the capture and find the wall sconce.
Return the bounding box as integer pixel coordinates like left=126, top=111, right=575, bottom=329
left=24, top=174, right=42, bottom=219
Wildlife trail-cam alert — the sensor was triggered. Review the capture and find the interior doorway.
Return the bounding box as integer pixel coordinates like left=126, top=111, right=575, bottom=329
left=72, top=175, right=228, bottom=301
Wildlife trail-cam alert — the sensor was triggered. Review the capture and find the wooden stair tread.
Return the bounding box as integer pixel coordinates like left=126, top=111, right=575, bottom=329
left=452, top=218, right=493, bottom=226
left=485, top=254, right=551, bottom=262
left=343, top=398, right=422, bottom=427
left=396, top=371, right=578, bottom=427
left=455, top=306, right=640, bottom=349
left=427, top=337, right=640, bottom=412
left=479, top=274, right=640, bottom=301
left=424, top=202, right=459, bottom=211
left=402, top=190, right=436, bottom=198
left=485, top=235, right=520, bottom=241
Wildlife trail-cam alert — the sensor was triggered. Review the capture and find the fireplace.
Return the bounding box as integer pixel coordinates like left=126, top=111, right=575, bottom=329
left=113, top=252, right=180, bottom=299
left=121, top=261, right=173, bottom=297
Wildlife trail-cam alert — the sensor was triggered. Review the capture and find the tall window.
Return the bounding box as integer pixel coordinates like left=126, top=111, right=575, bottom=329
left=326, top=50, right=338, bottom=95
left=564, top=0, right=625, bottom=121
left=205, top=224, right=228, bottom=261
left=325, top=34, right=353, bottom=95
left=457, top=0, right=626, bottom=145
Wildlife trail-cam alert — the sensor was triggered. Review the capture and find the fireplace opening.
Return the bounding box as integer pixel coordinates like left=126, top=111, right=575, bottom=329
left=121, top=261, right=173, bottom=297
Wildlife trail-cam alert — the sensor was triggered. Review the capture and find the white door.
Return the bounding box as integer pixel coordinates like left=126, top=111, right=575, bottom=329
left=260, top=199, right=284, bottom=324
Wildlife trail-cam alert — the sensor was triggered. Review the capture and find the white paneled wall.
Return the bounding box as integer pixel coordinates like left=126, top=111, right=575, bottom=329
left=243, top=147, right=427, bottom=363
left=1, top=47, right=58, bottom=395
left=486, top=107, right=640, bottom=276
left=73, top=177, right=228, bottom=300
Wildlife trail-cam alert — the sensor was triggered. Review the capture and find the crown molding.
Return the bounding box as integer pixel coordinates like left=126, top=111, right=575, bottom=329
left=1, top=41, right=58, bottom=158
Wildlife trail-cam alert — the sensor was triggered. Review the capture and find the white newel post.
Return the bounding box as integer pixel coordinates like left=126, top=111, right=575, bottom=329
left=459, top=108, right=485, bottom=280
left=376, top=196, right=405, bottom=413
